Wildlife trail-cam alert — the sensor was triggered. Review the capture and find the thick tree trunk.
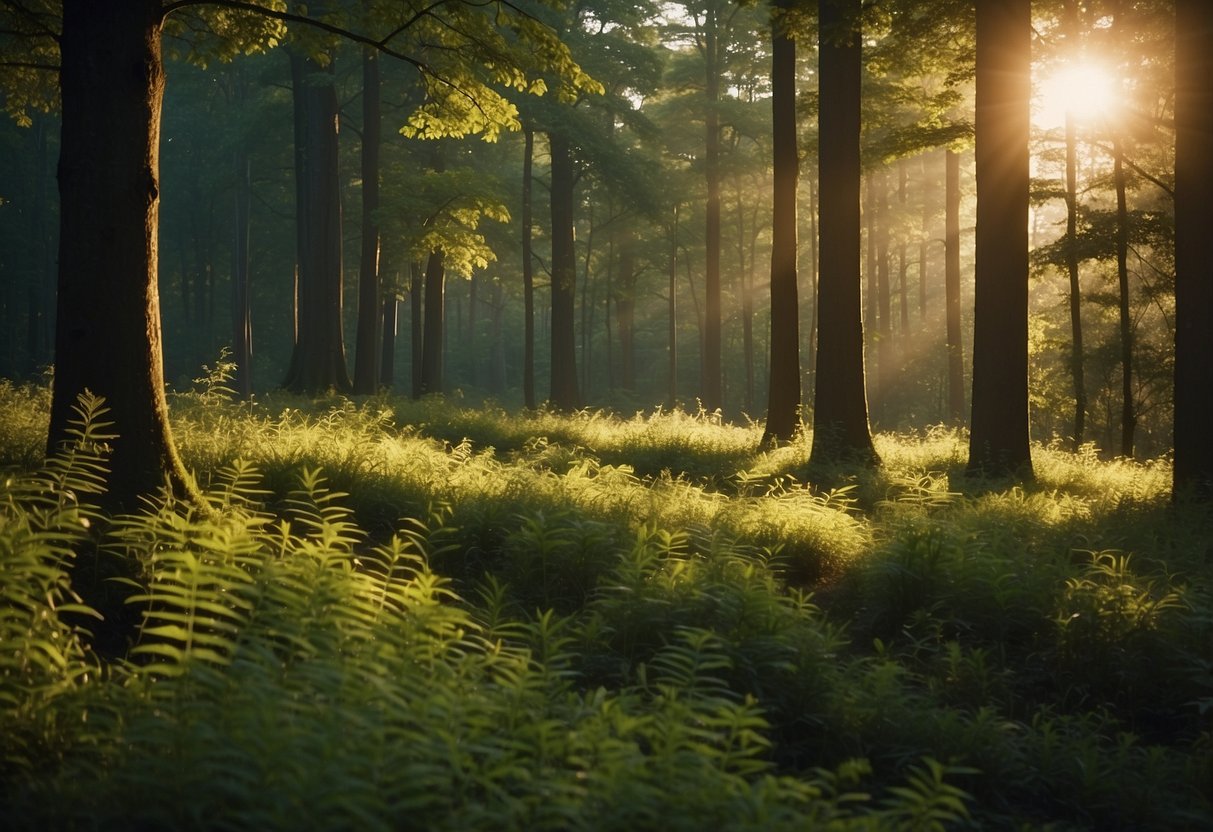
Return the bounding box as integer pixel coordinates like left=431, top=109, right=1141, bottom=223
left=945, top=148, right=965, bottom=424
left=283, top=52, right=351, bottom=394
left=875, top=168, right=892, bottom=422
left=967, top=0, right=1032, bottom=478
left=50, top=0, right=196, bottom=507
left=353, top=47, right=382, bottom=394
left=1173, top=0, right=1213, bottom=497
left=548, top=131, right=580, bottom=410
left=762, top=0, right=801, bottom=445
left=809, top=0, right=877, bottom=464
left=521, top=126, right=536, bottom=409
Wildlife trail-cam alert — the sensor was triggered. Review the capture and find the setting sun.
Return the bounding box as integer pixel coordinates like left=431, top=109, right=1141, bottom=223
left=1035, top=60, right=1122, bottom=129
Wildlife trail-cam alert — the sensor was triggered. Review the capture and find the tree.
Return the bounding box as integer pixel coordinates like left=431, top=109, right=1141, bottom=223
left=944, top=147, right=965, bottom=423
left=548, top=129, right=581, bottom=410
left=352, top=46, right=382, bottom=395
left=13, top=0, right=595, bottom=508
left=760, top=0, right=799, bottom=445
left=966, top=0, right=1032, bottom=478
left=282, top=50, right=352, bottom=394
left=1173, top=0, right=1213, bottom=497
left=809, top=0, right=877, bottom=465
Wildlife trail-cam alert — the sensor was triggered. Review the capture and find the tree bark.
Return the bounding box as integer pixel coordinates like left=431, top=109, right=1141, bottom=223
left=231, top=119, right=253, bottom=400
left=967, top=0, right=1032, bottom=478
left=875, top=168, right=892, bottom=421
left=1173, top=0, right=1213, bottom=497
left=762, top=0, right=801, bottom=445
left=353, top=47, right=382, bottom=394
left=521, top=126, right=537, bottom=409
left=548, top=131, right=580, bottom=410
left=1112, top=137, right=1135, bottom=457
left=49, top=0, right=196, bottom=507
left=283, top=52, right=351, bottom=394
left=945, top=148, right=965, bottom=424
left=668, top=205, right=679, bottom=408
left=702, top=10, right=723, bottom=412
left=809, top=0, right=877, bottom=464
left=409, top=261, right=423, bottom=399
left=419, top=250, right=445, bottom=395
left=380, top=290, right=397, bottom=388
left=1064, top=111, right=1086, bottom=447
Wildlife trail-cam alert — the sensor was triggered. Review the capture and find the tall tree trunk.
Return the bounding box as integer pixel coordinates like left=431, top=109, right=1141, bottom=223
left=490, top=279, right=507, bottom=394
left=1064, top=112, right=1087, bottom=447
left=231, top=116, right=253, bottom=400
left=469, top=274, right=480, bottom=388
left=617, top=237, right=637, bottom=391
left=897, top=158, right=909, bottom=333
left=353, top=47, right=382, bottom=394
left=875, top=168, right=892, bottom=421
left=702, top=13, right=723, bottom=411
left=806, top=175, right=819, bottom=398
left=1173, top=0, right=1213, bottom=497
left=967, top=0, right=1032, bottom=478
left=668, top=205, right=680, bottom=408
left=945, top=148, right=965, bottom=424
left=380, top=290, right=397, bottom=388
left=409, top=261, right=423, bottom=399
left=419, top=250, right=445, bottom=395
left=549, top=131, right=580, bottom=410
left=521, top=126, right=537, bottom=409
left=49, top=0, right=197, bottom=508
left=809, top=0, right=877, bottom=464
left=762, top=0, right=801, bottom=445
left=737, top=188, right=754, bottom=412
left=283, top=52, right=351, bottom=394
left=918, top=153, right=930, bottom=322
left=1112, top=137, right=1135, bottom=457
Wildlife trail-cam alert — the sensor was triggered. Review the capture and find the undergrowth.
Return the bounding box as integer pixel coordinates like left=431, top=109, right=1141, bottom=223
left=1, top=385, right=1210, bottom=829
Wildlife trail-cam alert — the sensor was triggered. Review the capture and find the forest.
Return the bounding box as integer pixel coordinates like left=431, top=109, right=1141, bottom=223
left=1, top=0, right=1211, bottom=828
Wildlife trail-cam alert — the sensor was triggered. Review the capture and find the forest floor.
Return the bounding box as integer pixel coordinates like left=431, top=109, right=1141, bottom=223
left=1, top=380, right=1210, bottom=829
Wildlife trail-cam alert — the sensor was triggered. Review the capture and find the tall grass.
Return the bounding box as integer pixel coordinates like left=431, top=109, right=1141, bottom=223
left=1, top=385, right=1209, bottom=829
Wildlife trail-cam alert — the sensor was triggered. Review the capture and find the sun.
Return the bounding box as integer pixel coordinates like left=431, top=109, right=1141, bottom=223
left=1034, top=60, right=1122, bottom=130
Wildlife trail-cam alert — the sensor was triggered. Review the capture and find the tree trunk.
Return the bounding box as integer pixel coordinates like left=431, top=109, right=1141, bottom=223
left=702, top=13, right=723, bottom=412
left=548, top=131, right=580, bottom=410
left=419, top=250, right=445, bottom=395
left=231, top=121, right=253, bottom=400
left=617, top=237, right=637, bottom=391
left=1173, top=0, right=1213, bottom=497
left=875, top=168, right=892, bottom=421
left=1112, top=137, right=1135, bottom=457
left=50, top=0, right=197, bottom=507
left=918, top=153, right=930, bottom=322
left=380, top=290, right=397, bottom=388
left=353, top=47, right=381, bottom=394
left=897, top=159, right=909, bottom=333
left=283, top=52, right=351, bottom=394
left=967, top=0, right=1032, bottom=478
left=668, top=205, right=679, bottom=408
left=809, top=0, right=877, bottom=464
left=762, top=0, right=801, bottom=445
left=945, top=148, right=965, bottom=424
left=409, top=261, right=423, bottom=399
left=521, top=126, right=537, bottom=409
left=1065, top=111, right=1086, bottom=447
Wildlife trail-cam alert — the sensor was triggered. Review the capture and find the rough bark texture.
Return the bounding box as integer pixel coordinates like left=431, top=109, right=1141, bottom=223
left=353, top=48, right=382, bottom=394
left=967, top=0, right=1032, bottom=478
left=548, top=131, right=580, bottom=411
left=809, top=0, right=877, bottom=465
left=762, top=0, right=801, bottom=446
left=283, top=53, right=351, bottom=394
left=1173, top=0, right=1213, bottom=497
left=50, top=0, right=195, bottom=507
left=1064, top=112, right=1086, bottom=446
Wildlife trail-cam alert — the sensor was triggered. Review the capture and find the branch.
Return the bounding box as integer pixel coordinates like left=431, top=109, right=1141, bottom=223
left=1091, top=140, right=1175, bottom=200
left=0, top=0, right=59, bottom=41
left=0, top=59, right=57, bottom=71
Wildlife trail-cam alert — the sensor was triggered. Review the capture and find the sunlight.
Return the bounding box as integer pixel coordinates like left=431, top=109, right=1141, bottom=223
left=1034, top=60, right=1122, bottom=130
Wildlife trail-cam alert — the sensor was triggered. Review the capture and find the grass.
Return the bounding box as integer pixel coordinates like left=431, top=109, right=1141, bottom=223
left=1, top=382, right=1210, bottom=829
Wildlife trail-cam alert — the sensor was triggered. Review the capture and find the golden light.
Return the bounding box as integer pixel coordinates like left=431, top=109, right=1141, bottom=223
left=1034, top=60, right=1122, bottom=130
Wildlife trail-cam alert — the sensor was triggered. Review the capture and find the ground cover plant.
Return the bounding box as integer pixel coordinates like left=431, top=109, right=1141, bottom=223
left=2, top=383, right=1210, bottom=829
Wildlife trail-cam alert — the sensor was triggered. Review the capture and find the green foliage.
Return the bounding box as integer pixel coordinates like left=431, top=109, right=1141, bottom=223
left=1, top=393, right=1211, bottom=829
